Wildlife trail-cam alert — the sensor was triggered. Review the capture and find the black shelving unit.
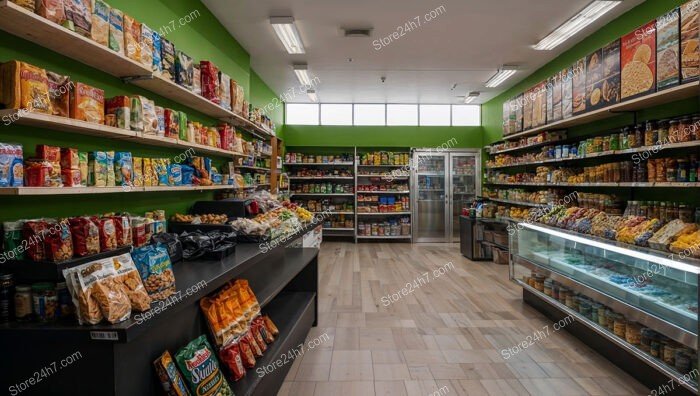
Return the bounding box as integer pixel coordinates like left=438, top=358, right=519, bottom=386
left=0, top=225, right=319, bottom=396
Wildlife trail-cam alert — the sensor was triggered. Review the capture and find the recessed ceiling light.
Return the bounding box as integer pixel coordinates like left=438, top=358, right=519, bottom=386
left=307, top=89, right=318, bottom=102
left=293, top=64, right=312, bottom=86
left=270, top=17, right=305, bottom=54
left=464, top=91, right=480, bottom=104
left=485, top=66, right=518, bottom=88
left=534, top=1, right=622, bottom=51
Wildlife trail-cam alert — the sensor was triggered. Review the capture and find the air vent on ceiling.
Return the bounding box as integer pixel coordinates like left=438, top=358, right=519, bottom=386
left=342, top=28, right=372, bottom=37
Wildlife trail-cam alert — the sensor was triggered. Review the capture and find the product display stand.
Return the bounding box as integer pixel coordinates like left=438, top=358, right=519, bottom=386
left=0, top=225, right=318, bottom=396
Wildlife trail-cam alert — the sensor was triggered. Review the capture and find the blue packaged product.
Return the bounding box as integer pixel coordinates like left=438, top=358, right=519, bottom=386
left=0, top=143, right=23, bottom=187
left=168, top=164, right=182, bottom=186
left=152, top=30, right=162, bottom=74
left=211, top=173, right=222, bottom=184
left=181, top=165, right=194, bottom=185
left=131, top=244, right=176, bottom=300
left=114, top=152, right=134, bottom=187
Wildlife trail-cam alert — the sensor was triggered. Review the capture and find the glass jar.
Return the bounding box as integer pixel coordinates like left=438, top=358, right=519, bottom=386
left=0, top=274, right=15, bottom=323
left=14, top=284, right=32, bottom=322
left=657, top=120, right=669, bottom=144
left=663, top=343, right=678, bottom=365
left=647, top=159, right=656, bottom=182
left=675, top=350, right=692, bottom=374
left=651, top=338, right=662, bottom=358
left=578, top=298, right=592, bottom=319
left=679, top=205, right=693, bottom=223
left=679, top=117, right=693, bottom=143
left=32, top=282, right=57, bottom=322
left=625, top=322, right=641, bottom=345
left=640, top=328, right=656, bottom=353
left=558, top=287, right=568, bottom=304
left=602, top=136, right=610, bottom=152
left=612, top=162, right=621, bottom=182
left=669, top=119, right=681, bottom=142
left=621, top=128, right=630, bottom=149
left=644, top=121, right=656, bottom=146
left=613, top=314, right=627, bottom=338
left=666, top=159, right=678, bottom=182
left=591, top=303, right=600, bottom=323
left=597, top=306, right=607, bottom=326
left=656, top=159, right=667, bottom=182
left=605, top=310, right=616, bottom=331
left=634, top=124, right=644, bottom=148
left=677, top=159, right=689, bottom=182
left=543, top=279, right=553, bottom=296
left=534, top=275, right=545, bottom=292
left=56, top=282, right=73, bottom=320
left=693, top=117, right=700, bottom=140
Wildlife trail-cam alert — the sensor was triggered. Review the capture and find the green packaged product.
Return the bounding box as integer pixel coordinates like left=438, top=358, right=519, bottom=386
left=175, top=335, right=232, bottom=396
left=79, top=152, right=88, bottom=187
left=2, top=221, right=25, bottom=261
left=178, top=112, right=188, bottom=140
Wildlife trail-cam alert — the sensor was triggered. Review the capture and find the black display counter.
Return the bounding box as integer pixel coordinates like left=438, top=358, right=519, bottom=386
left=0, top=225, right=319, bottom=396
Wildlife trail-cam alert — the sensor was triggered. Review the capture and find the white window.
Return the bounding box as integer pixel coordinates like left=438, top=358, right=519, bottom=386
left=286, top=104, right=319, bottom=125
left=321, top=104, right=353, bottom=125
left=353, top=104, right=385, bottom=126
left=387, top=104, right=418, bottom=126
left=451, top=105, right=480, bottom=126
left=419, top=105, right=450, bottom=126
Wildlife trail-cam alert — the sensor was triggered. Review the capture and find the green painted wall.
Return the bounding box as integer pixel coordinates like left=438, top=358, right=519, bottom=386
left=250, top=70, right=283, bottom=131
left=283, top=125, right=484, bottom=149
left=0, top=0, right=281, bottom=222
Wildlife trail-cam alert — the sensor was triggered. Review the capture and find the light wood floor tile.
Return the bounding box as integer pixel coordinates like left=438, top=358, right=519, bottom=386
left=374, top=363, right=412, bottom=380
left=427, top=363, right=468, bottom=380
left=332, top=350, right=372, bottom=365
left=314, top=381, right=375, bottom=396
left=295, top=364, right=330, bottom=382
left=407, top=364, right=434, bottom=380
left=372, top=350, right=405, bottom=364
left=374, top=381, right=408, bottom=396
left=329, top=363, right=374, bottom=381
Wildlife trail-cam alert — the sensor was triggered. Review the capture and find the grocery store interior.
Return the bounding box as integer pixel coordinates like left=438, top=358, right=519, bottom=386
left=1, top=0, right=699, bottom=395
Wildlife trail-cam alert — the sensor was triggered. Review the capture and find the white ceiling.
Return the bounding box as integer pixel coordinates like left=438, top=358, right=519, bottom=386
left=203, top=0, right=643, bottom=104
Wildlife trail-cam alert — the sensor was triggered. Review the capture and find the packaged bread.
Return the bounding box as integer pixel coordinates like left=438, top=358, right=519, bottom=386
left=0, top=61, right=52, bottom=114
left=108, top=7, right=124, bottom=55
left=90, top=0, right=109, bottom=46
left=218, top=72, right=232, bottom=111
left=47, top=71, right=70, bottom=117
left=63, top=0, right=92, bottom=37
left=37, top=0, right=66, bottom=24
left=70, top=82, right=104, bottom=124
left=123, top=14, right=141, bottom=62
left=140, top=24, right=155, bottom=69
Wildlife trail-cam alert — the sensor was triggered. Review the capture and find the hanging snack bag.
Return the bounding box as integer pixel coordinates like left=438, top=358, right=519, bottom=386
left=79, top=152, right=88, bottom=186
left=71, top=82, right=104, bottom=124
left=218, top=72, right=232, bottom=111
left=152, top=30, right=163, bottom=75
left=38, top=0, right=66, bottom=25
left=90, top=0, right=109, bottom=46
left=63, top=0, right=92, bottom=37
left=131, top=244, right=176, bottom=300
left=106, top=96, right=130, bottom=130
left=68, top=216, right=100, bottom=257
left=155, top=106, right=166, bottom=136
left=192, top=65, right=202, bottom=95
left=88, top=151, right=108, bottom=187
left=114, top=152, right=134, bottom=187
left=44, top=219, right=73, bottom=263
left=133, top=157, right=144, bottom=187
left=142, top=97, right=158, bottom=135
left=0, top=61, right=52, bottom=113
left=154, top=351, right=192, bottom=396
left=47, top=72, right=70, bottom=118
left=175, top=51, right=194, bottom=90
left=92, top=216, right=117, bottom=251
left=130, top=95, right=144, bottom=131
left=123, top=14, right=141, bottom=62
left=161, top=38, right=176, bottom=81
left=108, top=8, right=125, bottom=55
left=200, top=61, right=219, bottom=103
left=175, top=335, right=233, bottom=396
left=141, top=24, right=155, bottom=69
left=164, top=109, right=180, bottom=138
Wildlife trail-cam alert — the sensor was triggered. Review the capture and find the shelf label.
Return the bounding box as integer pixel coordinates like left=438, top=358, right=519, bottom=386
left=90, top=331, right=119, bottom=341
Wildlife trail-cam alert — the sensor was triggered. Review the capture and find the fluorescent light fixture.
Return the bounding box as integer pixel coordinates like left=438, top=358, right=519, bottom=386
left=294, top=64, right=312, bottom=86
left=521, top=223, right=700, bottom=274
left=485, top=67, right=517, bottom=88
left=464, top=91, right=480, bottom=104
left=307, top=89, right=318, bottom=102
left=270, top=17, right=305, bottom=54
left=534, top=1, right=621, bottom=50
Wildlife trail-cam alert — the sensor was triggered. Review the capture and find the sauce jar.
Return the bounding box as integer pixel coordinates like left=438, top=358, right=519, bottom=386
left=543, top=278, right=553, bottom=296
left=679, top=117, right=693, bottom=143
left=609, top=133, right=620, bottom=150
left=677, top=159, right=689, bottom=182
left=14, top=285, right=32, bottom=322
left=602, top=136, right=610, bottom=152
left=620, top=128, right=630, bottom=149
left=669, top=119, right=681, bottom=142
left=32, top=283, right=57, bottom=322
left=640, top=328, right=656, bottom=353
left=625, top=322, right=641, bottom=345
left=679, top=205, right=693, bottom=223
left=675, top=350, right=692, bottom=374
left=613, top=314, right=627, bottom=338
left=56, top=282, right=73, bottom=320
left=656, top=159, right=667, bottom=182
left=666, top=159, right=678, bottom=182
left=597, top=306, right=607, bottom=326
left=647, top=159, right=656, bottom=182
left=657, top=120, right=669, bottom=144
left=693, top=116, right=700, bottom=140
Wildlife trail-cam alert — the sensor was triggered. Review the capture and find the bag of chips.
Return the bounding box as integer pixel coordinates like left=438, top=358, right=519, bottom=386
left=178, top=112, right=188, bottom=140
left=155, top=106, right=165, bottom=136
left=154, top=351, right=191, bottom=396
left=47, top=72, right=70, bottom=118
left=219, top=342, right=246, bottom=381
left=106, top=151, right=116, bottom=186
left=68, top=216, right=100, bottom=257
left=131, top=244, right=176, bottom=300
left=168, top=164, right=182, bottom=186
left=44, top=219, right=73, bottom=262
left=175, top=335, right=232, bottom=396
left=0, top=61, right=52, bottom=113
left=141, top=24, right=155, bottom=69
left=154, top=158, right=170, bottom=186
left=192, top=65, right=201, bottom=95
left=123, top=14, right=141, bottom=62
left=200, top=61, right=219, bottom=104
left=175, top=51, right=194, bottom=90
left=114, top=152, right=134, bottom=187
left=108, top=8, right=124, bottom=55
left=88, top=151, right=108, bottom=187
left=38, top=0, right=66, bottom=25
left=133, top=157, right=143, bottom=187
left=106, top=96, right=130, bottom=130
left=231, top=80, right=245, bottom=115
left=143, top=158, right=156, bottom=186
left=23, top=220, right=49, bottom=261
left=92, top=216, right=117, bottom=251
left=130, top=95, right=144, bottom=131
left=91, top=0, right=109, bottom=46
left=63, top=0, right=91, bottom=37
left=70, top=82, right=104, bottom=124
left=164, top=109, right=179, bottom=138
left=152, top=30, right=163, bottom=75
left=161, top=38, right=176, bottom=81
left=218, top=72, right=232, bottom=111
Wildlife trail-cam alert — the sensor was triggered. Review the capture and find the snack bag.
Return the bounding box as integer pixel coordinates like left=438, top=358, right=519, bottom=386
left=79, top=152, right=88, bottom=186
left=88, top=151, right=108, bottom=187
left=164, top=109, right=179, bottom=138
left=60, top=147, right=79, bottom=170
left=129, top=95, right=144, bottom=131
left=62, top=265, right=103, bottom=325
left=44, top=219, right=73, bottom=262
left=161, top=38, right=176, bottom=82
left=155, top=106, right=165, bottom=136
left=61, top=169, right=81, bottom=186
left=114, top=152, right=134, bottom=187
left=0, top=144, right=23, bottom=187
left=154, top=351, right=192, bottom=396
left=3, top=220, right=25, bottom=260
left=181, top=165, right=194, bottom=185
left=123, top=14, right=141, bottom=62
left=22, top=220, right=49, bottom=261
left=218, top=72, right=232, bottom=111
left=130, top=217, right=148, bottom=247
left=112, top=252, right=151, bottom=311
left=152, top=30, right=163, bottom=75
left=133, top=157, right=144, bottom=187
left=108, top=8, right=125, bottom=55
left=192, top=65, right=201, bottom=95
left=37, top=144, right=60, bottom=162
left=63, top=0, right=92, bottom=37
left=38, top=0, right=66, bottom=25
left=0, top=61, right=52, bottom=113
left=154, top=158, right=170, bottom=186
left=219, top=343, right=246, bottom=381
left=143, top=158, right=155, bottom=186
left=140, top=24, right=155, bottom=69
left=200, top=61, right=219, bottom=104
left=175, top=51, right=194, bottom=90
left=681, top=0, right=700, bottom=82
left=92, top=216, right=117, bottom=251
left=71, top=82, right=104, bottom=124
left=47, top=71, right=70, bottom=117
left=106, top=151, right=115, bottom=186
left=142, top=97, right=158, bottom=135
left=168, top=164, right=182, bottom=186
left=232, top=80, right=244, bottom=115
left=68, top=216, right=100, bottom=257
left=9, top=0, right=34, bottom=11
left=90, top=0, right=110, bottom=46
left=106, top=96, right=130, bottom=130
left=131, top=244, right=176, bottom=300
left=238, top=334, right=256, bottom=368
left=178, top=112, right=188, bottom=140
left=176, top=336, right=232, bottom=396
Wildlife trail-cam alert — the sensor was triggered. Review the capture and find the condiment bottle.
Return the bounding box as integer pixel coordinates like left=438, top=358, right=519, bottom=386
left=0, top=274, right=14, bottom=323
left=677, top=159, right=689, bottom=182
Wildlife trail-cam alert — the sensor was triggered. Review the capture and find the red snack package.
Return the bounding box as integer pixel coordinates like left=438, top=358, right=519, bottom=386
left=24, top=162, right=52, bottom=187
left=251, top=321, right=267, bottom=352
left=245, top=330, right=263, bottom=358
left=164, top=109, right=179, bottom=138
left=254, top=316, right=274, bottom=344
left=92, top=217, right=117, bottom=251
left=59, top=147, right=79, bottom=170
left=131, top=220, right=147, bottom=247
left=200, top=61, right=220, bottom=104
left=238, top=335, right=257, bottom=368
left=43, top=220, right=73, bottom=262
left=61, top=169, right=81, bottom=187
left=22, top=220, right=49, bottom=261
left=220, top=342, right=246, bottom=381
left=217, top=124, right=234, bottom=151
left=68, top=217, right=100, bottom=257
left=107, top=215, right=132, bottom=247
left=36, top=145, right=61, bottom=162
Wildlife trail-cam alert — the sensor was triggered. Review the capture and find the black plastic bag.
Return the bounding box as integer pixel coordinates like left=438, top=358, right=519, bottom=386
left=151, top=233, right=183, bottom=263
left=179, top=230, right=236, bottom=261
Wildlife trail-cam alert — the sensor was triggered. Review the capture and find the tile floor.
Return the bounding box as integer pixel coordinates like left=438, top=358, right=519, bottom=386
left=277, top=242, right=650, bottom=395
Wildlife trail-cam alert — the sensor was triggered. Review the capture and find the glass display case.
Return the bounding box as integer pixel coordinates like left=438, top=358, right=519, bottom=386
left=510, top=222, right=700, bottom=392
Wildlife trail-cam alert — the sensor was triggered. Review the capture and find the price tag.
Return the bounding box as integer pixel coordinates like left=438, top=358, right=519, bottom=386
left=90, top=331, right=119, bottom=341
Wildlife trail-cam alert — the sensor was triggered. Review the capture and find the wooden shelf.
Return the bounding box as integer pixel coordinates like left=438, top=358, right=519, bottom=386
left=289, top=176, right=354, bottom=180
left=236, top=165, right=271, bottom=172
left=503, top=82, right=700, bottom=140
left=0, top=185, right=235, bottom=195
